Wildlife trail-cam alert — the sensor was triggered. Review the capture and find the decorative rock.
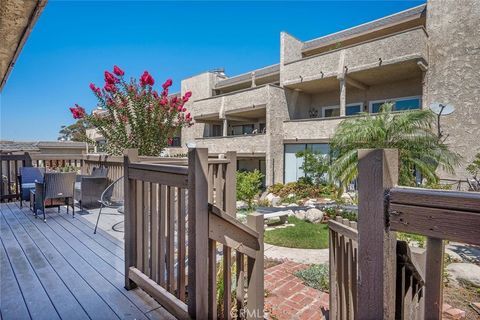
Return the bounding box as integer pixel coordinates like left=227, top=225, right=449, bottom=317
left=305, top=208, right=324, bottom=223
left=304, top=199, right=318, bottom=207
left=295, top=210, right=306, bottom=220
left=287, top=203, right=297, bottom=207
left=236, top=200, right=247, bottom=210
left=266, top=193, right=282, bottom=207
left=446, top=263, right=480, bottom=287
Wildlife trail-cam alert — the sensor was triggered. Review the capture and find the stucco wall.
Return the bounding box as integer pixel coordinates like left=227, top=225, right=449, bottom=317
left=180, top=72, right=220, bottom=153
left=282, top=27, right=427, bottom=85
left=425, top=0, right=480, bottom=180
left=266, top=85, right=290, bottom=185
left=194, top=134, right=266, bottom=154
left=283, top=117, right=343, bottom=142
left=193, top=85, right=269, bottom=116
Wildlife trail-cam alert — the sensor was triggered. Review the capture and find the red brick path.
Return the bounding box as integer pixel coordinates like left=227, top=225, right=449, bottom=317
left=264, top=261, right=329, bottom=319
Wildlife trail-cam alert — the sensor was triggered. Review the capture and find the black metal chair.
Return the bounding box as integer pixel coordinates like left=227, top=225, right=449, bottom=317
left=94, top=176, right=124, bottom=234
left=35, top=172, right=76, bottom=222
left=75, top=167, right=109, bottom=210
left=18, top=167, right=45, bottom=207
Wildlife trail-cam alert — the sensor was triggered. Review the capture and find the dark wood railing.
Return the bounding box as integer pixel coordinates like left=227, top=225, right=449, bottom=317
left=123, top=148, right=264, bottom=319
left=329, top=149, right=480, bottom=320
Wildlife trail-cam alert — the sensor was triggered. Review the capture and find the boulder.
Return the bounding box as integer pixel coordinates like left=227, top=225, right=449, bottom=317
left=446, top=263, right=480, bottom=287
left=265, top=193, right=282, bottom=207
left=295, top=210, right=306, bottom=220
left=304, top=199, right=318, bottom=207
left=236, top=200, right=247, bottom=210
left=287, top=203, right=297, bottom=207
left=305, top=208, right=324, bottom=223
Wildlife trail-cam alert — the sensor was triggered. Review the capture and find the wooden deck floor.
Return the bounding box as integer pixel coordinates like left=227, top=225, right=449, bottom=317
left=0, top=202, right=175, bottom=320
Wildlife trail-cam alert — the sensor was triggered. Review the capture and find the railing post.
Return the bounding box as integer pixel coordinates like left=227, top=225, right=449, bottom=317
left=24, top=152, right=32, bottom=167
left=357, top=149, right=398, bottom=319
left=424, top=237, right=444, bottom=319
left=124, top=148, right=139, bottom=290
left=187, top=147, right=209, bottom=319
left=246, top=213, right=264, bottom=320
left=224, top=151, right=237, bottom=217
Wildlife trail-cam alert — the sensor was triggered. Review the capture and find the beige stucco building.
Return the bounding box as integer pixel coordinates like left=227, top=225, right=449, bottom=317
left=165, top=0, right=478, bottom=187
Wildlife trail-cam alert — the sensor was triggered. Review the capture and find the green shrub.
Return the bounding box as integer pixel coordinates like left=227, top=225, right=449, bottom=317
left=294, top=264, right=329, bottom=292
left=236, top=170, right=263, bottom=210
left=268, top=183, right=284, bottom=195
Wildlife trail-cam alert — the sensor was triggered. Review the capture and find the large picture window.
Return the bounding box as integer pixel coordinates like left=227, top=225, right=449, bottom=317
left=370, top=96, right=421, bottom=113
left=284, top=143, right=330, bottom=183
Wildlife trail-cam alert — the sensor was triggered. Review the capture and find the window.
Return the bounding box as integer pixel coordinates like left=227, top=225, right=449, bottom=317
left=211, top=124, right=222, bottom=137
left=346, top=103, right=362, bottom=116
left=322, top=106, right=340, bottom=118
left=370, top=96, right=421, bottom=113
left=232, top=124, right=254, bottom=135
left=284, top=143, right=330, bottom=183
left=259, top=123, right=266, bottom=133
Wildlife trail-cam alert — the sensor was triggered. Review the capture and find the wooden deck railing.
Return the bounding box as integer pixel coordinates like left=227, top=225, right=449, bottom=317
left=329, top=148, right=480, bottom=320
left=123, top=148, right=264, bottom=319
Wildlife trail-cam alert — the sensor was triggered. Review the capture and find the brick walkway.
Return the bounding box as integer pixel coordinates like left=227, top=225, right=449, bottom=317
left=264, top=261, right=329, bottom=319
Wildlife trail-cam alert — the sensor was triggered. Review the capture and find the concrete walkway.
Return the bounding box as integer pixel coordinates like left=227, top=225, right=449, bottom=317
left=264, top=243, right=329, bottom=265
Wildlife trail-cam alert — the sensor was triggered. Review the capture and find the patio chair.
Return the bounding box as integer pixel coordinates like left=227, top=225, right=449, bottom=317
left=94, top=176, right=124, bottom=234
left=35, top=172, right=76, bottom=222
left=74, top=167, right=109, bottom=210
left=18, top=167, right=45, bottom=208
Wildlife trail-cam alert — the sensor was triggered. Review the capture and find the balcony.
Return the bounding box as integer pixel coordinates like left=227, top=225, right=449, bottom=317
left=283, top=117, right=344, bottom=142
left=192, top=85, right=269, bottom=118
left=195, top=133, right=266, bottom=155
left=283, top=27, right=428, bottom=90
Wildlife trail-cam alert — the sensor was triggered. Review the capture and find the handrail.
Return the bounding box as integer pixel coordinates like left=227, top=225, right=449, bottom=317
left=389, top=186, right=480, bottom=213
left=129, top=162, right=189, bottom=176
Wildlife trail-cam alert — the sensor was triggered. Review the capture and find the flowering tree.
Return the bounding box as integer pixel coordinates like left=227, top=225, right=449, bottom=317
left=69, top=65, right=193, bottom=156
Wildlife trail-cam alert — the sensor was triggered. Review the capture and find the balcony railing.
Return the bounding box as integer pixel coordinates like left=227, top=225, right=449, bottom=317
left=192, top=85, right=269, bottom=116
left=283, top=27, right=428, bottom=86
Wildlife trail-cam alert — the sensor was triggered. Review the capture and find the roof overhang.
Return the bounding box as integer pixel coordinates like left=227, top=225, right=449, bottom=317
left=0, top=0, right=48, bottom=91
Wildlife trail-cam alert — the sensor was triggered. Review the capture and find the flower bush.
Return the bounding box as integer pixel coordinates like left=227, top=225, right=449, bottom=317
left=69, top=65, right=193, bottom=156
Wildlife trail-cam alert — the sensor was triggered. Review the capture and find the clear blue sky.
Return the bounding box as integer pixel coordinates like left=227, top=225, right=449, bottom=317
left=0, top=0, right=424, bottom=141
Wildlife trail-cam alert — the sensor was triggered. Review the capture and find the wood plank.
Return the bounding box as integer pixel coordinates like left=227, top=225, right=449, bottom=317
left=424, top=237, right=444, bottom=320
left=177, top=188, right=186, bottom=301
left=209, top=213, right=259, bottom=259
left=187, top=148, right=209, bottom=319
left=223, top=246, right=232, bottom=320
left=235, top=251, right=245, bottom=316
left=143, top=181, right=150, bottom=277
left=167, top=186, right=175, bottom=293
left=137, top=180, right=144, bottom=272
left=1, top=207, right=89, bottom=320
left=151, top=183, right=159, bottom=284
left=158, top=185, right=167, bottom=288
left=357, top=149, right=398, bottom=320
left=129, top=168, right=188, bottom=188
left=328, top=220, right=358, bottom=241
left=15, top=205, right=155, bottom=318
left=245, top=213, right=264, bottom=320
left=209, top=204, right=259, bottom=238
left=389, top=187, right=480, bottom=213
left=7, top=203, right=119, bottom=320
left=329, top=230, right=338, bottom=319
left=389, top=203, right=480, bottom=245
left=224, top=152, right=237, bottom=217
left=0, top=227, right=32, bottom=320
left=0, top=206, right=61, bottom=320
left=129, top=267, right=189, bottom=320
left=124, top=150, right=138, bottom=290
left=208, top=239, right=217, bottom=320
left=129, top=163, right=188, bottom=176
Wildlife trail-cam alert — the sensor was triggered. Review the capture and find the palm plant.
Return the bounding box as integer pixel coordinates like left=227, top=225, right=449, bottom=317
left=330, top=103, right=461, bottom=186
